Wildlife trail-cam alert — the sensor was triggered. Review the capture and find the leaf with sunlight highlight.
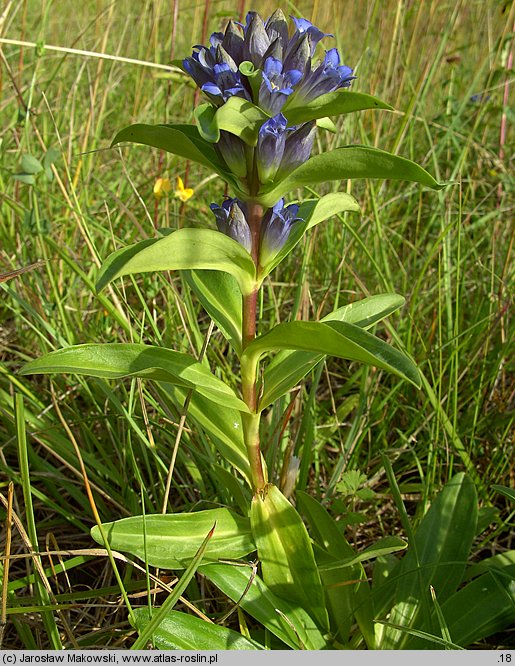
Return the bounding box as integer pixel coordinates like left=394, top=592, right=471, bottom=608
left=257, top=145, right=444, bottom=207
left=21, top=343, right=250, bottom=413
left=91, top=508, right=254, bottom=569
left=96, top=228, right=257, bottom=296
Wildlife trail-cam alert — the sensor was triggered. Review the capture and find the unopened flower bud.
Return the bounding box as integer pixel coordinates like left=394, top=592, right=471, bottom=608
left=210, top=198, right=252, bottom=252
left=215, top=131, right=248, bottom=178
left=243, top=12, right=271, bottom=67
left=264, top=9, right=289, bottom=52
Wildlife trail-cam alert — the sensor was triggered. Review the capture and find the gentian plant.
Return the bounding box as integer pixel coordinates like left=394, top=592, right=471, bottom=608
left=22, top=10, right=510, bottom=651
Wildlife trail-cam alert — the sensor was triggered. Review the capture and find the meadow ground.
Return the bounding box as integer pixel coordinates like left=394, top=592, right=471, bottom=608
left=0, top=0, right=513, bottom=649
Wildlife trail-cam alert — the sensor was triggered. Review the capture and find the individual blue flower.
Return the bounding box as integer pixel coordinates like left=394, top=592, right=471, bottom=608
left=210, top=198, right=251, bottom=252
left=256, top=114, right=293, bottom=184
left=282, top=17, right=331, bottom=72
left=292, top=48, right=355, bottom=104
left=282, top=31, right=311, bottom=73
left=277, top=121, right=317, bottom=180
left=260, top=199, right=303, bottom=265
left=290, top=17, right=331, bottom=55
left=220, top=21, right=245, bottom=64
left=201, top=62, right=249, bottom=104
left=209, top=21, right=244, bottom=65
left=183, top=43, right=250, bottom=106
left=258, top=57, right=303, bottom=115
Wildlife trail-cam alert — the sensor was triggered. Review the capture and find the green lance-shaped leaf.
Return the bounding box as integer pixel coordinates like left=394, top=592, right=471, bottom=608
left=193, top=104, right=219, bottom=143
left=131, top=523, right=214, bottom=649
left=283, top=90, right=393, bottom=125
left=132, top=609, right=263, bottom=650
left=96, top=228, right=257, bottom=296
left=201, top=562, right=328, bottom=650
left=111, top=123, right=238, bottom=186
left=195, top=97, right=269, bottom=146
left=90, top=508, right=255, bottom=569
left=316, top=117, right=338, bottom=133
left=21, top=343, right=250, bottom=413
left=21, top=153, right=44, bottom=174
left=379, top=473, right=478, bottom=649
left=183, top=270, right=242, bottom=355
left=259, top=193, right=360, bottom=280
left=261, top=294, right=407, bottom=409
left=462, top=550, right=515, bottom=583
left=251, top=483, right=329, bottom=632
left=297, top=491, right=375, bottom=647
left=256, top=145, right=444, bottom=207
left=492, top=484, right=515, bottom=502
left=247, top=318, right=419, bottom=412
left=437, top=570, right=515, bottom=648
left=319, top=536, right=408, bottom=571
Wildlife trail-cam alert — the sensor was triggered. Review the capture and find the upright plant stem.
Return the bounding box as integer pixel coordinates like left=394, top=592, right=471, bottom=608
left=241, top=200, right=265, bottom=491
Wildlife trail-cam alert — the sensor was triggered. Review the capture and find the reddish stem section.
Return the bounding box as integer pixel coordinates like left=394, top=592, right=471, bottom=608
left=242, top=199, right=263, bottom=352
left=241, top=199, right=265, bottom=490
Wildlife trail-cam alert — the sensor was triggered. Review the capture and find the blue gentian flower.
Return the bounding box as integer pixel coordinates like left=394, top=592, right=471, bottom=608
left=257, top=116, right=317, bottom=185
left=260, top=199, right=303, bottom=264
left=277, top=121, right=317, bottom=180
left=184, top=11, right=355, bottom=187
left=258, top=57, right=303, bottom=115
left=264, top=9, right=289, bottom=53
left=200, top=62, right=249, bottom=104
left=210, top=198, right=252, bottom=252
left=292, top=48, right=355, bottom=104
left=184, top=11, right=354, bottom=111
left=290, top=17, right=331, bottom=53
left=209, top=23, right=244, bottom=65
left=256, top=114, right=293, bottom=184
left=282, top=17, right=330, bottom=72
left=184, top=42, right=250, bottom=106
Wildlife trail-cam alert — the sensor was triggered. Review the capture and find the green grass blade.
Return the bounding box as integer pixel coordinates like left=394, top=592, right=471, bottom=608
left=130, top=522, right=215, bottom=649
left=14, top=394, right=62, bottom=649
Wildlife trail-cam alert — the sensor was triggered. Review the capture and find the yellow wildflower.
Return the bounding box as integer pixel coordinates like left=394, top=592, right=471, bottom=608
left=153, top=177, right=172, bottom=198
left=174, top=176, right=194, bottom=202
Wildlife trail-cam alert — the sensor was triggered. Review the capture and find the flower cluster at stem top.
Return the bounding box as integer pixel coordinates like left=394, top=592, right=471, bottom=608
left=184, top=10, right=354, bottom=263
left=183, top=10, right=354, bottom=110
